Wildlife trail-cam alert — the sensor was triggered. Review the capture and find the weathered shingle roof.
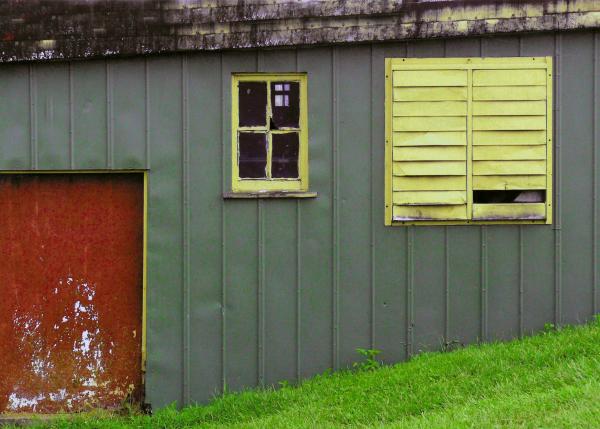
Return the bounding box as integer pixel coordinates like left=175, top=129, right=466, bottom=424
left=1, top=0, right=599, bottom=62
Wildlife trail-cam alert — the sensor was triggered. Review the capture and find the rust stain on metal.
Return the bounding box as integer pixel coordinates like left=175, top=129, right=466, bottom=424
left=0, top=174, right=143, bottom=414
left=0, top=0, right=598, bottom=63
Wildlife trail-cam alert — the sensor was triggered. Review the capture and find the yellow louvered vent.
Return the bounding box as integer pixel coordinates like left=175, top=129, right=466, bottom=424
left=385, top=57, right=552, bottom=225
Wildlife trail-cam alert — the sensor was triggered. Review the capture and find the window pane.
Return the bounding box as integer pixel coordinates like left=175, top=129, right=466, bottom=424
left=272, top=132, right=299, bottom=178
left=239, top=82, right=267, bottom=127
left=270, top=81, right=299, bottom=128
left=239, top=133, right=267, bottom=178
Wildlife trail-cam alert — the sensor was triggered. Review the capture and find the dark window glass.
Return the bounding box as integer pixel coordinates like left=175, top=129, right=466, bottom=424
left=272, top=133, right=299, bottom=178
left=239, top=132, right=267, bottom=178
left=239, top=82, right=267, bottom=127
left=270, top=82, right=300, bottom=129
left=473, top=190, right=546, bottom=204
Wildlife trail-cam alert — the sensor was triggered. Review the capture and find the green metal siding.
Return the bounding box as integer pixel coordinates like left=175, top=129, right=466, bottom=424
left=0, top=32, right=598, bottom=409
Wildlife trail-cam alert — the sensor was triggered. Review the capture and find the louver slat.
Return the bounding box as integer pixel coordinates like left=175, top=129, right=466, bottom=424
left=473, top=203, right=546, bottom=220
left=472, top=160, right=546, bottom=175
left=393, top=176, right=466, bottom=191
left=473, top=86, right=546, bottom=101
left=393, top=70, right=467, bottom=87
left=473, top=175, right=546, bottom=190
left=473, top=130, right=546, bottom=145
left=393, top=101, right=467, bottom=116
left=393, top=146, right=466, bottom=161
left=393, top=116, right=465, bottom=132
left=393, top=205, right=467, bottom=221
left=394, top=131, right=466, bottom=146
left=473, top=69, right=546, bottom=86
left=393, top=191, right=467, bottom=205
left=393, top=87, right=467, bottom=102
left=393, top=161, right=466, bottom=176
left=473, top=101, right=546, bottom=116
left=473, top=145, right=545, bottom=161
left=473, top=116, right=546, bottom=131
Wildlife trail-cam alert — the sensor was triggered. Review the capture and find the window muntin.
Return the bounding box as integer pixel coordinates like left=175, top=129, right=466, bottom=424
left=385, top=57, right=553, bottom=225
left=232, top=74, right=308, bottom=193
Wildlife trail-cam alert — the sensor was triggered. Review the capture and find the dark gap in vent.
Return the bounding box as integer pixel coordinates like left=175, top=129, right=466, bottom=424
left=473, top=190, right=545, bottom=204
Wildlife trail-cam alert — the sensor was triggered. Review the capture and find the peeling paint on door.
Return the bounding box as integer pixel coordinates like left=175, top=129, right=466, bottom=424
left=0, top=173, right=143, bottom=413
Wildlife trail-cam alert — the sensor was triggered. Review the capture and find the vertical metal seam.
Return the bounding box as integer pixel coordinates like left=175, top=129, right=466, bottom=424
left=258, top=199, right=265, bottom=386
left=369, top=43, right=376, bottom=350
left=220, top=53, right=227, bottom=392
left=68, top=62, right=74, bottom=169
left=518, top=36, right=524, bottom=337
left=181, top=55, right=191, bottom=406
left=142, top=58, right=150, bottom=394
left=443, top=39, right=449, bottom=345
left=476, top=40, right=484, bottom=342
left=481, top=226, right=488, bottom=342
left=405, top=42, right=414, bottom=359
left=296, top=197, right=301, bottom=381
left=332, top=47, right=340, bottom=370
left=106, top=61, right=113, bottom=169
left=256, top=51, right=266, bottom=387
left=29, top=64, right=38, bottom=170
left=554, top=33, right=562, bottom=326
left=519, top=227, right=524, bottom=337
left=295, top=49, right=302, bottom=381
left=294, top=49, right=299, bottom=70
left=145, top=59, right=150, bottom=169
left=518, top=36, right=523, bottom=57
left=466, top=66, right=473, bottom=220
left=406, top=227, right=414, bottom=358
left=444, top=227, right=450, bottom=343
left=594, top=32, right=599, bottom=316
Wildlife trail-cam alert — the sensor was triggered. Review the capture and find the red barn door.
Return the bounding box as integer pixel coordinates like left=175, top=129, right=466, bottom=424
left=0, top=173, right=144, bottom=413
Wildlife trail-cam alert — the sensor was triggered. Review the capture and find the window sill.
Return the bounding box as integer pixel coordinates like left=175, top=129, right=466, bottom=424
left=223, top=191, right=317, bottom=199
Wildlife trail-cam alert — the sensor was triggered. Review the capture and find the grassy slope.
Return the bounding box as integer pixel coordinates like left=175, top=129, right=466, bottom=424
left=31, top=317, right=600, bottom=428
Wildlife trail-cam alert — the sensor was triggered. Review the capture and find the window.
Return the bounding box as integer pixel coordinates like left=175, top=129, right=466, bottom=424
left=231, top=73, right=309, bottom=194
left=385, top=57, right=553, bottom=225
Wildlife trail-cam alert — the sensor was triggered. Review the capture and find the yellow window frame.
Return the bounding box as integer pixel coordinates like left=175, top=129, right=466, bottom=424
left=231, top=73, right=309, bottom=193
left=384, top=57, right=553, bottom=226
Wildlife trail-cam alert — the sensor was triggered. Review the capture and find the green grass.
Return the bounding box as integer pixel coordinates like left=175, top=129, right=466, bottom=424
left=21, top=316, right=600, bottom=428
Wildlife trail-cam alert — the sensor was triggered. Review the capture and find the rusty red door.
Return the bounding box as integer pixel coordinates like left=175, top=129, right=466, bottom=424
left=0, top=173, right=143, bottom=414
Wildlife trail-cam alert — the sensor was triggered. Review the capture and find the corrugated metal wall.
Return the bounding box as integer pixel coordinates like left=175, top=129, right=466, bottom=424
left=0, top=31, right=598, bottom=409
